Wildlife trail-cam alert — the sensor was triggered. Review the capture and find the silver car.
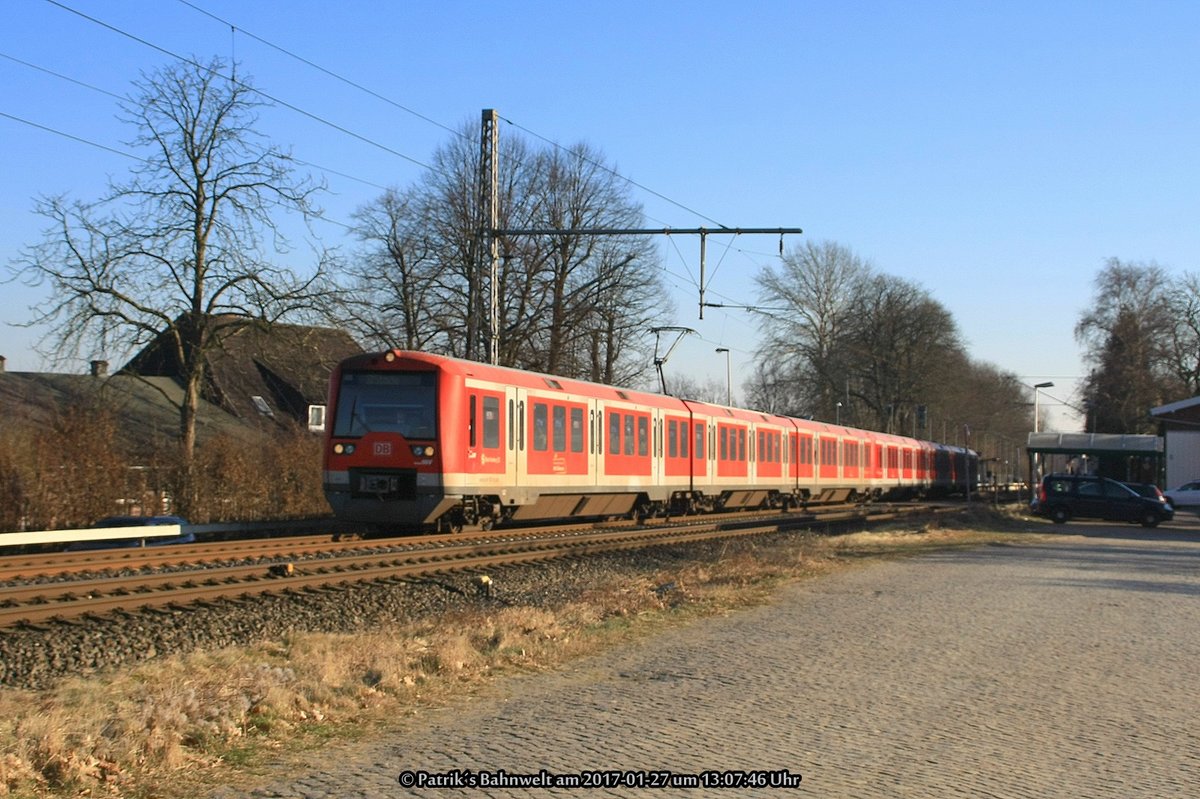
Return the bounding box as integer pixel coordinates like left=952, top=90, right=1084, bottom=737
left=1165, top=480, right=1200, bottom=508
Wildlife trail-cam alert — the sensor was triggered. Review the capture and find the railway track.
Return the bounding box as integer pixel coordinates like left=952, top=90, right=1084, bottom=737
left=0, top=502, right=953, bottom=631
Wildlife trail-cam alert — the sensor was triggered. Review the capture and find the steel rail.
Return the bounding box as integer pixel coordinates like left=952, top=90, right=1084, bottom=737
left=0, top=504, right=949, bottom=629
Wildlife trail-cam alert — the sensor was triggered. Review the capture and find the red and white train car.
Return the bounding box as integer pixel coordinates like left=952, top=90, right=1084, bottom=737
left=323, top=351, right=976, bottom=531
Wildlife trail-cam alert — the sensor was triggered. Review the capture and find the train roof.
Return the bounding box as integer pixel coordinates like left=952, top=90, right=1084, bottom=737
left=344, top=350, right=689, bottom=409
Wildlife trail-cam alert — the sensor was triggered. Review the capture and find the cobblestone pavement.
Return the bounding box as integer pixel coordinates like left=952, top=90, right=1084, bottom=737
left=215, top=517, right=1200, bottom=798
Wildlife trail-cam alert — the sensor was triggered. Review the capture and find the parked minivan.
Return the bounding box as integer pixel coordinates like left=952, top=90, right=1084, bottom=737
left=1036, top=474, right=1174, bottom=527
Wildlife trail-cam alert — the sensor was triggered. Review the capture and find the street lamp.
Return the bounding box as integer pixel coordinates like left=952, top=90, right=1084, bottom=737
left=836, top=401, right=842, bottom=425
left=1031, top=381, right=1054, bottom=488
left=1033, top=381, right=1054, bottom=433
left=715, top=348, right=731, bottom=406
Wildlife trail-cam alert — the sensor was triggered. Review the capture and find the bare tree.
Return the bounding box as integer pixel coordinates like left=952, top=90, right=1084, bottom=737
left=667, top=373, right=734, bottom=404
left=10, top=58, right=328, bottom=513
left=1163, top=272, right=1200, bottom=396
left=754, top=241, right=870, bottom=416
left=340, top=124, right=668, bottom=384
left=1076, top=258, right=1180, bottom=433
left=341, top=187, right=441, bottom=351
left=743, top=358, right=807, bottom=416
left=751, top=239, right=1034, bottom=441
left=844, top=274, right=963, bottom=433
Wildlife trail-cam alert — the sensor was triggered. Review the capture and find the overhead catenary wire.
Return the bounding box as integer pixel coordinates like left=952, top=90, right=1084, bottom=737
left=0, top=51, right=391, bottom=195
left=56, top=0, right=786, bottom=238
left=170, top=0, right=731, bottom=235
left=42, top=0, right=435, bottom=171
left=32, top=0, right=800, bottom=323
left=0, top=110, right=360, bottom=234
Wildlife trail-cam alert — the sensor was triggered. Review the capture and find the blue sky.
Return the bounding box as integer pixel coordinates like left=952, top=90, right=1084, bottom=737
left=3, top=0, right=1198, bottom=432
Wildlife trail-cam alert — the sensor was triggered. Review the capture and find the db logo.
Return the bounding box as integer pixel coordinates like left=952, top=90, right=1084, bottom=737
left=373, top=441, right=393, bottom=456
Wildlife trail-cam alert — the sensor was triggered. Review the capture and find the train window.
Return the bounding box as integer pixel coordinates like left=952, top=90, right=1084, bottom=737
left=757, top=432, right=764, bottom=462
left=469, top=395, right=477, bottom=447
left=739, top=429, right=746, bottom=462
left=638, top=416, right=648, bottom=456
left=694, top=422, right=704, bottom=459
left=720, top=427, right=728, bottom=460
left=571, top=407, right=584, bottom=453
left=609, top=412, right=621, bottom=455
left=668, top=421, right=678, bottom=458
left=509, top=399, right=515, bottom=449
left=552, top=405, right=566, bottom=452
left=483, top=397, right=500, bottom=448
left=625, top=415, right=635, bottom=456
left=533, top=403, right=548, bottom=451
left=333, top=370, right=436, bottom=439
left=681, top=422, right=689, bottom=459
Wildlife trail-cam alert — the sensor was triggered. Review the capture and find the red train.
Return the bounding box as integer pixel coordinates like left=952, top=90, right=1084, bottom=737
left=322, top=351, right=978, bottom=531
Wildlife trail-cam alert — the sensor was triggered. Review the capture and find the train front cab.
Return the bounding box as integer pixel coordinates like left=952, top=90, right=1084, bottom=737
left=323, top=352, right=461, bottom=528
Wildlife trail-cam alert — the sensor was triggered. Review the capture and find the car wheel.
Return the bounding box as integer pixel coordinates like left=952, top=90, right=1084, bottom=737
left=1140, top=511, right=1160, bottom=528
left=1051, top=506, right=1070, bottom=524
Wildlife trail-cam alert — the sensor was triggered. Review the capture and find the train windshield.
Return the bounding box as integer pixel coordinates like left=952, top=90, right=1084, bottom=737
left=333, top=371, right=437, bottom=439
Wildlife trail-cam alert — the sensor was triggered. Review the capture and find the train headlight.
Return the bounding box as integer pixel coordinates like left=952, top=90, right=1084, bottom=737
left=411, top=445, right=435, bottom=457
left=333, top=443, right=356, bottom=455
left=384, top=351, right=396, bottom=362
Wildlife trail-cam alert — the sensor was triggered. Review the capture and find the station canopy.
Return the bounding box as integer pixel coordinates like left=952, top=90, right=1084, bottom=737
left=1025, top=432, right=1162, bottom=457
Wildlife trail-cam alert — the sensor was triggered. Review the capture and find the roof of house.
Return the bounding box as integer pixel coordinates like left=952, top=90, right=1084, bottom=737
left=0, top=371, right=259, bottom=450
left=2, top=319, right=362, bottom=447
left=120, top=318, right=362, bottom=426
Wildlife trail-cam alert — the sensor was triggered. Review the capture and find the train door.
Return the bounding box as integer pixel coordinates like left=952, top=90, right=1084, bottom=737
left=708, top=420, right=718, bottom=489
left=505, top=386, right=518, bottom=488
left=589, top=399, right=602, bottom=490
left=513, top=388, right=528, bottom=498
left=654, top=410, right=664, bottom=488
left=465, top=384, right=508, bottom=484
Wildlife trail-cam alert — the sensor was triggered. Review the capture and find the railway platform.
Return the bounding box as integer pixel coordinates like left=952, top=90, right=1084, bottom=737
left=213, top=513, right=1200, bottom=798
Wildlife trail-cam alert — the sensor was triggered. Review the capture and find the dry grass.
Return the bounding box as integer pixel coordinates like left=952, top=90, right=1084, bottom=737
left=0, top=509, right=1048, bottom=798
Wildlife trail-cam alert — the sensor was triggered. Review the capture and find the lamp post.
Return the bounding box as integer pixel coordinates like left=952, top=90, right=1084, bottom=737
left=1033, top=381, right=1054, bottom=433
left=1032, top=381, right=1054, bottom=487
left=715, top=348, right=731, bottom=406
left=836, top=401, right=842, bottom=425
